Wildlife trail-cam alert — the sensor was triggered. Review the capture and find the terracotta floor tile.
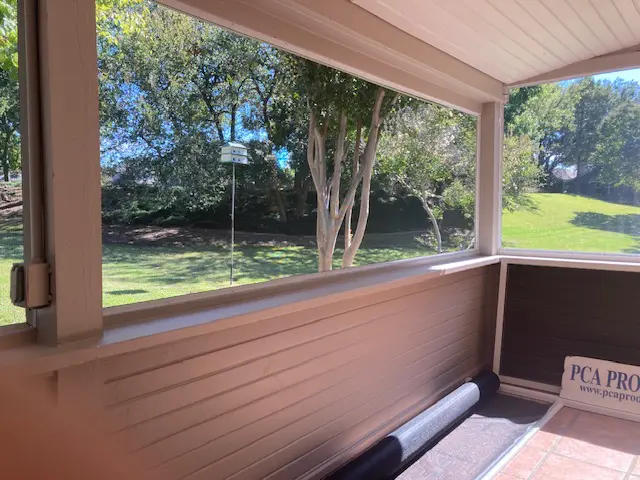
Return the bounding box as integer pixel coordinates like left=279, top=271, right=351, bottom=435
left=542, top=407, right=579, bottom=434
left=494, top=474, right=519, bottom=480
left=530, top=454, right=624, bottom=480
left=567, top=411, right=640, bottom=453
left=528, top=429, right=559, bottom=452
left=553, top=434, right=635, bottom=471
left=501, top=446, right=546, bottom=478
left=633, top=459, right=640, bottom=475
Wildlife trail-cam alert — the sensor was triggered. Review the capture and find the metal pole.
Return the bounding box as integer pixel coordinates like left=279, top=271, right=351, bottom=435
left=230, top=162, right=235, bottom=285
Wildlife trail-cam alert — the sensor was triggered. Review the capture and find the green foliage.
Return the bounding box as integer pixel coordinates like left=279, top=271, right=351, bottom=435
left=502, top=134, right=542, bottom=211
left=0, top=0, right=17, bottom=76
left=593, top=93, right=640, bottom=190
left=508, top=77, right=640, bottom=198
left=0, top=0, right=18, bottom=181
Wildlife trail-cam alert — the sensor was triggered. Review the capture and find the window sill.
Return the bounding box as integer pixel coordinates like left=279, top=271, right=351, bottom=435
left=500, top=252, right=640, bottom=273
left=0, top=252, right=499, bottom=374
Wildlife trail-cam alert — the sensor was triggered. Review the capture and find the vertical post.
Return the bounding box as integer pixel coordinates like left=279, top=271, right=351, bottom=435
left=36, top=0, right=103, bottom=344
left=230, top=163, right=235, bottom=285
left=476, top=101, right=504, bottom=256
left=18, top=0, right=45, bottom=327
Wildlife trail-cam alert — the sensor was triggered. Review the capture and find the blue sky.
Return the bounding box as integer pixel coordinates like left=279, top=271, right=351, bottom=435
left=593, top=68, right=640, bottom=83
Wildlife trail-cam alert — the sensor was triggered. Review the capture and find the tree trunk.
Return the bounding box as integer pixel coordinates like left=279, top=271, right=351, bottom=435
left=345, top=121, right=361, bottom=251
left=421, top=197, right=442, bottom=254
left=230, top=104, right=237, bottom=142
left=272, top=188, right=287, bottom=223
left=318, top=245, right=333, bottom=272
left=294, top=182, right=308, bottom=218
left=215, top=117, right=225, bottom=144
left=341, top=91, right=392, bottom=267
left=342, top=153, right=373, bottom=268
left=575, top=157, right=582, bottom=194
left=1, top=132, right=10, bottom=182
left=307, top=87, right=393, bottom=273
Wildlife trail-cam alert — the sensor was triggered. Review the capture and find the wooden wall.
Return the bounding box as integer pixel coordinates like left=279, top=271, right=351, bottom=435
left=500, top=265, right=640, bottom=387
left=49, top=265, right=497, bottom=480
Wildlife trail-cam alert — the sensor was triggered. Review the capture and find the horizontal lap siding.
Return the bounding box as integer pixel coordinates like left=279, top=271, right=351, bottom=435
left=94, top=266, right=497, bottom=479
left=501, top=265, right=640, bottom=386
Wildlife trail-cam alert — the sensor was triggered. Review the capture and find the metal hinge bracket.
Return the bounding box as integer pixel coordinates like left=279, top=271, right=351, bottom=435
left=10, top=262, right=51, bottom=309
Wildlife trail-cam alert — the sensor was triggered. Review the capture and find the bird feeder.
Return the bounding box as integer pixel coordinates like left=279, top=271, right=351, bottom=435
left=220, top=142, right=249, bottom=286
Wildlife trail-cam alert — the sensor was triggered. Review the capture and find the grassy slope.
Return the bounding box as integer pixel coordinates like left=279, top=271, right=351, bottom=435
left=0, top=193, right=638, bottom=325
left=502, top=193, right=640, bottom=253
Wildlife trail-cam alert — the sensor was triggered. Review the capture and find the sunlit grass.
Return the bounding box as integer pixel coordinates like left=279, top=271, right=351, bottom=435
left=101, top=241, right=426, bottom=307
left=502, top=193, right=640, bottom=253
left=1, top=192, right=637, bottom=325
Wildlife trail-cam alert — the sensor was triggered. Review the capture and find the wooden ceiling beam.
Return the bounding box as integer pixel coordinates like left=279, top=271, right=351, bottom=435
left=160, top=0, right=506, bottom=114
left=509, top=46, right=640, bottom=88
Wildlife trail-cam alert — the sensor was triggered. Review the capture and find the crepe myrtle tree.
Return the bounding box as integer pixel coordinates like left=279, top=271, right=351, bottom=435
left=290, top=59, right=403, bottom=271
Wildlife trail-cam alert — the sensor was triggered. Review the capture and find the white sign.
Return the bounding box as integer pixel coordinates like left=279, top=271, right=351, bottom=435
left=561, top=356, right=640, bottom=415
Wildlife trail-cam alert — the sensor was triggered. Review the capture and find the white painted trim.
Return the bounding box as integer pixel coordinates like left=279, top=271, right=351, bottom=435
left=492, top=260, right=507, bottom=375
left=477, top=102, right=504, bottom=255
left=499, top=375, right=561, bottom=395
left=104, top=250, right=493, bottom=323
left=500, top=253, right=640, bottom=273
left=159, top=0, right=503, bottom=114
left=509, top=48, right=640, bottom=88
left=499, top=384, right=560, bottom=404
left=0, top=254, right=501, bottom=375
left=479, top=398, right=563, bottom=480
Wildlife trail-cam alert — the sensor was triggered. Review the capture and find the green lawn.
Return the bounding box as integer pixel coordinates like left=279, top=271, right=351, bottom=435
left=0, top=192, right=638, bottom=325
left=502, top=193, right=640, bottom=253
left=101, top=241, right=425, bottom=306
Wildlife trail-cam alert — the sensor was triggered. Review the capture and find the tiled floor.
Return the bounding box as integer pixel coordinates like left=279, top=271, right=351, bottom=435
left=496, top=407, right=640, bottom=480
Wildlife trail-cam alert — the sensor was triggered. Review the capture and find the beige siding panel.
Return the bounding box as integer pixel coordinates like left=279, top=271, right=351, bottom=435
left=92, top=265, right=497, bottom=479
left=102, top=269, right=478, bottom=382
left=265, top=357, right=482, bottom=480
left=107, top=279, right=484, bottom=430
left=122, top=301, right=483, bottom=451
left=131, top=307, right=481, bottom=462
left=160, top=338, right=480, bottom=480
left=105, top=272, right=486, bottom=406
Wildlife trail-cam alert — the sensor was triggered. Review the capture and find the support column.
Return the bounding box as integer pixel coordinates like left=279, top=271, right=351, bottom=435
left=36, top=0, right=102, bottom=344
left=476, top=101, right=504, bottom=256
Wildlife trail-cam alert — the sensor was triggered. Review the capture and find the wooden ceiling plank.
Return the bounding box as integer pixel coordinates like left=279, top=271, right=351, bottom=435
left=590, top=0, right=634, bottom=47
left=491, top=0, right=575, bottom=64
left=590, top=0, right=635, bottom=47
left=433, top=0, right=536, bottom=81
left=541, top=0, right=606, bottom=57
left=462, top=0, right=562, bottom=71
left=486, top=0, right=574, bottom=64
left=610, top=0, right=640, bottom=44
left=515, top=0, right=588, bottom=59
left=565, top=0, right=623, bottom=51
left=367, top=0, right=513, bottom=82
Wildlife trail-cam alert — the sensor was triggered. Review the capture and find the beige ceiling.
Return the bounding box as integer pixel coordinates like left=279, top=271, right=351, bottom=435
left=351, top=0, right=640, bottom=84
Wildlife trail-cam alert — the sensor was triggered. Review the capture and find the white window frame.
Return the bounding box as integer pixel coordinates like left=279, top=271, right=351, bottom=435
left=14, top=0, right=640, bottom=350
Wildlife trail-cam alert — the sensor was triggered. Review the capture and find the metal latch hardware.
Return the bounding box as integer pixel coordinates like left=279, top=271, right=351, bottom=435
left=10, top=262, right=50, bottom=308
